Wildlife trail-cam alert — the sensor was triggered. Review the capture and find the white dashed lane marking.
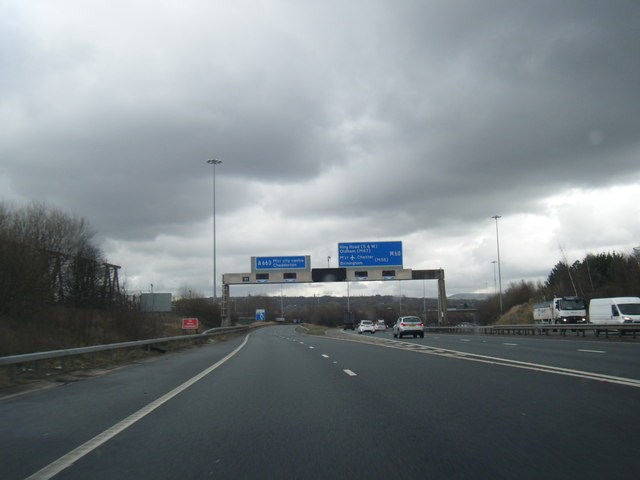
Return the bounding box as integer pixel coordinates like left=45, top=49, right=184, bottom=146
left=328, top=334, right=640, bottom=388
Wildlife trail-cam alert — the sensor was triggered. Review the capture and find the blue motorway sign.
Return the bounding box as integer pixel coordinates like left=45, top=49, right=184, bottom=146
left=254, top=256, right=308, bottom=270
left=338, top=241, right=403, bottom=268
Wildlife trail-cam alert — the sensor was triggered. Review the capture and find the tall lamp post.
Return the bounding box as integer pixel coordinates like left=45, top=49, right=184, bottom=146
left=491, top=215, right=503, bottom=314
left=207, top=159, right=223, bottom=299
left=491, top=260, right=498, bottom=295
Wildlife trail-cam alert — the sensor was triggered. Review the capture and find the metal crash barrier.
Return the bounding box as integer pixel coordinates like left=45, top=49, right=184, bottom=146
left=424, top=324, right=639, bottom=339
left=1, top=325, right=254, bottom=380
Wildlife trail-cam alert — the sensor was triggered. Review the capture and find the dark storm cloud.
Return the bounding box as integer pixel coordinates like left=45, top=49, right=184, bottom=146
left=1, top=2, right=341, bottom=238
left=267, top=0, right=640, bottom=235
left=1, top=1, right=639, bottom=294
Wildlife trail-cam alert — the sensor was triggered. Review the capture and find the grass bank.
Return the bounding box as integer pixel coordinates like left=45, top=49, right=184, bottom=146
left=494, top=302, right=535, bottom=325
left=300, top=324, right=329, bottom=335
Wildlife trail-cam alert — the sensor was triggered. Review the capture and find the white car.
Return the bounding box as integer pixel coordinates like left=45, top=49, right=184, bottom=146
left=393, top=316, right=424, bottom=338
left=374, top=320, right=387, bottom=331
left=357, top=320, right=376, bottom=334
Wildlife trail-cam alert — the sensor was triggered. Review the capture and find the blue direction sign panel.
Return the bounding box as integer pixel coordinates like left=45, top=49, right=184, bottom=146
left=254, top=256, right=308, bottom=270
left=338, top=241, right=403, bottom=268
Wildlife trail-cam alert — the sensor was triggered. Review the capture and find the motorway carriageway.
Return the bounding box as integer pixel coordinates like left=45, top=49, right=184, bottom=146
left=2, top=325, right=640, bottom=480
left=337, top=329, right=640, bottom=388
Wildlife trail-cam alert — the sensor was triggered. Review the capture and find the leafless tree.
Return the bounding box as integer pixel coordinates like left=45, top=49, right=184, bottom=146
left=0, top=201, right=113, bottom=313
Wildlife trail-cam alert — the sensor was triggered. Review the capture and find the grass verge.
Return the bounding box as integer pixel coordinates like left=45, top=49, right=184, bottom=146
left=0, top=335, right=231, bottom=394
left=301, top=324, right=329, bottom=335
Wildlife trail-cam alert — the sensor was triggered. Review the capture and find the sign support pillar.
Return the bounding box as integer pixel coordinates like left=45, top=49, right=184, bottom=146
left=221, top=283, right=230, bottom=326
left=437, top=269, right=448, bottom=326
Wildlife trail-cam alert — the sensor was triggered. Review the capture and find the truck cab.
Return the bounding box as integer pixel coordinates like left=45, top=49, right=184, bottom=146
left=533, top=296, right=587, bottom=324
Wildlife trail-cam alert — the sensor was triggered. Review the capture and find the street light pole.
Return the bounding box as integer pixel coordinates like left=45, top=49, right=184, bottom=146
left=491, top=260, right=497, bottom=295
left=280, top=285, right=284, bottom=318
left=207, top=159, right=223, bottom=300
left=491, top=215, right=503, bottom=314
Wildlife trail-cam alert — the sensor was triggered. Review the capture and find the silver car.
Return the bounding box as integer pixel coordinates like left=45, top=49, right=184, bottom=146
left=393, top=316, right=424, bottom=338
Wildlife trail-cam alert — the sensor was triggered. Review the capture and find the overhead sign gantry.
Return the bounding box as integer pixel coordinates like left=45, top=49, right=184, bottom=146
left=220, top=243, right=447, bottom=327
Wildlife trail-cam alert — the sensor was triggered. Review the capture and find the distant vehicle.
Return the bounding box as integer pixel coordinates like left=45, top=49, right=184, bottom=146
left=533, top=296, right=587, bottom=324
left=358, top=320, right=376, bottom=334
left=343, top=312, right=356, bottom=331
left=374, top=320, right=387, bottom=331
left=588, top=297, right=640, bottom=324
left=393, top=316, right=424, bottom=338
left=456, top=322, right=477, bottom=331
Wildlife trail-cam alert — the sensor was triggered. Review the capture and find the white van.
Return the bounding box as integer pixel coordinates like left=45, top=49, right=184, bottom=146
left=588, top=297, right=640, bottom=324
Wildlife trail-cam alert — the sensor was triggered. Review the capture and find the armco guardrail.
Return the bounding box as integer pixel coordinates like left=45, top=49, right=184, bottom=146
left=425, top=324, right=639, bottom=339
left=1, top=325, right=253, bottom=379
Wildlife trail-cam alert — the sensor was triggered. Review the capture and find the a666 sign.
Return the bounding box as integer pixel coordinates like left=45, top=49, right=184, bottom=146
left=182, top=318, right=199, bottom=330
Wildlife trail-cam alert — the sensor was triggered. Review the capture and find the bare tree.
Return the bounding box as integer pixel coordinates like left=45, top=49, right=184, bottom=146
left=0, top=201, right=113, bottom=313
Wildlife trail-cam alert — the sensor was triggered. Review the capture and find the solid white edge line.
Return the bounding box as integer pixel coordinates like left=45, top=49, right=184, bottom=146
left=25, top=334, right=252, bottom=480
left=320, top=335, right=640, bottom=388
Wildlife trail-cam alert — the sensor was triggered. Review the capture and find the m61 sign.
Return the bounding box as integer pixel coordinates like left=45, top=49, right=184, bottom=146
left=182, top=318, right=199, bottom=330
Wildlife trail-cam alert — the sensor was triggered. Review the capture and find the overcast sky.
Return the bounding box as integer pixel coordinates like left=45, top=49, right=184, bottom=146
left=2, top=1, right=639, bottom=300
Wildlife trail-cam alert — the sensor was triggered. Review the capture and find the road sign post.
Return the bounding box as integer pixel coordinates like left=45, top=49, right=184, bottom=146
left=182, top=318, right=199, bottom=333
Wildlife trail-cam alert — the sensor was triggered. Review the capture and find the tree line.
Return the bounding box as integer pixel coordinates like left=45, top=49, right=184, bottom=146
left=226, top=294, right=474, bottom=327
left=476, top=251, right=640, bottom=324
left=0, top=201, right=123, bottom=316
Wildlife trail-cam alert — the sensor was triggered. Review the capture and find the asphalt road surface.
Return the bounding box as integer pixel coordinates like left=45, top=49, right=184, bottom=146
left=2, top=325, right=640, bottom=480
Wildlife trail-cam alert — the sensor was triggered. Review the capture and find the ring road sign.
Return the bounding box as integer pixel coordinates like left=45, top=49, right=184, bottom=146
left=338, top=241, right=403, bottom=268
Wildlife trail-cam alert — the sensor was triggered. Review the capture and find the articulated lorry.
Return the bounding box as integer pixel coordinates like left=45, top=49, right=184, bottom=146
left=533, top=296, right=587, bottom=324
